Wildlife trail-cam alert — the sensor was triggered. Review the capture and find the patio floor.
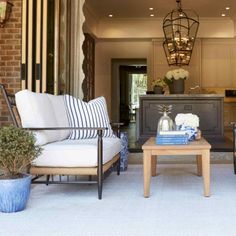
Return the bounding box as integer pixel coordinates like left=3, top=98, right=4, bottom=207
left=1, top=164, right=236, bottom=236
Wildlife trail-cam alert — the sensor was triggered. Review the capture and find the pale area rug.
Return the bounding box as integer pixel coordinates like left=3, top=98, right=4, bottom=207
left=0, top=164, right=236, bottom=236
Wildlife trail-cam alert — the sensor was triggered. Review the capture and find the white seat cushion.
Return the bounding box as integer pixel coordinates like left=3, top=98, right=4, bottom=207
left=15, top=90, right=70, bottom=145
left=33, top=137, right=122, bottom=167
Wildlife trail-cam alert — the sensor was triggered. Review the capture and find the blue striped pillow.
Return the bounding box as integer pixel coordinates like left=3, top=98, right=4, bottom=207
left=64, top=95, right=114, bottom=139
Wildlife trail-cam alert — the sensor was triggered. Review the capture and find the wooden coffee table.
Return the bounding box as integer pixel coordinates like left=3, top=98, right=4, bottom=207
left=142, top=137, right=211, bottom=198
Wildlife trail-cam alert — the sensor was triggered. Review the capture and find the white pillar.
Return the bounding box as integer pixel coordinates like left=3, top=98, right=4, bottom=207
left=70, top=0, right=85, bottom=98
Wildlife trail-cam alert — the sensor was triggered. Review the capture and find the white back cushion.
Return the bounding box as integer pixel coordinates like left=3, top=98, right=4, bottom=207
left=15, top=90, right=69, bottom=145
left=47, top=94, right=70, bottom=131
left=64, top=95, right=114, bottom=139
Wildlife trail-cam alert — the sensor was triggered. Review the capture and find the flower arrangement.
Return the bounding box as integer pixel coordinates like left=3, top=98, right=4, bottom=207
left=175, top=113, right=199, bottom=128
left=164, top=68, right=189, bottom=85
left=151, top=78, right=166, bottom=88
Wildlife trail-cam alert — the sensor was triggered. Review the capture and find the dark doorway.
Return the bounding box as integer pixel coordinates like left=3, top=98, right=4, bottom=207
left=119, top=65, right=147, bottom=152
left=119, top=65, right=147, bottom=125
left=111, top=59, right=147, bottom=152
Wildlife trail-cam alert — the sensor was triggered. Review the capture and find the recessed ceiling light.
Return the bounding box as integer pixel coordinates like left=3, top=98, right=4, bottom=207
left=150, top=14, right=154, bottom=17
left=221, top=13, right=226, bottom=17
left=149, top=7, right=154, bottom=11
left=108, top=14, right=113, bottom=18
left=226, top=7, right=230, bottom=10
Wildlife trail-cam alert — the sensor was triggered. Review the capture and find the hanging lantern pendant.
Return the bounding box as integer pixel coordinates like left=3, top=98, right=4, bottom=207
left=163, top=0, right=199, bottom=66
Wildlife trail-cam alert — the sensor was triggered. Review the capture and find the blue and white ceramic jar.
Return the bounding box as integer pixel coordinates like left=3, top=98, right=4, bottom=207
left=177, top=125, right=198, bottom=141
left=120, top=132, right=129, bottom=171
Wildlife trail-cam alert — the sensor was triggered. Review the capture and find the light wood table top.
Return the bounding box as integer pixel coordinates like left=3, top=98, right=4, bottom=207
left=142, top=137, right=211, bottom=150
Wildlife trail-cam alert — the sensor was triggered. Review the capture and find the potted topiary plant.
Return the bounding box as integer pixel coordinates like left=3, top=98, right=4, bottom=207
left=0, top=126, right=41, bottom=213
left=151, top=78, right=166, bottom=94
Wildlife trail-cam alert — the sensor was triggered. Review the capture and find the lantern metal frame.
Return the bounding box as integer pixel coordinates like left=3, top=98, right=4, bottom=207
left=0, top=0, right=13, bottom=28
left=163, top=0, right=199, bottom=66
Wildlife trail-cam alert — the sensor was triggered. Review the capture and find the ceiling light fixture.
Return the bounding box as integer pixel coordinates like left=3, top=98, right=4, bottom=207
left=221, top=13, right=226, bottom=17
left=150, top=14, right=154, bottom=17
left=225, top=7, right=230, bottom=10
left=149, top=7, right=154, bottom=10
left=162, top=0, right=199, bottom=66
left=108, top=14, right=113, bottom=18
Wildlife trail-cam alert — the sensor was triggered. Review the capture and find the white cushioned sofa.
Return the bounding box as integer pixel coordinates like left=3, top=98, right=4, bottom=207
left=0, top=84, right=122, bottom=199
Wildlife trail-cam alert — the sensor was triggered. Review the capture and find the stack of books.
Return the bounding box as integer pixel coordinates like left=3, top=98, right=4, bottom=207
left=156, top=130, right=189, bottom=145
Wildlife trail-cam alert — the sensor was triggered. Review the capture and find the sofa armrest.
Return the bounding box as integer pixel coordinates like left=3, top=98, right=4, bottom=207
left=23, top=127, right=108, bottom=142
left=23, top=127, right=108, bottom=131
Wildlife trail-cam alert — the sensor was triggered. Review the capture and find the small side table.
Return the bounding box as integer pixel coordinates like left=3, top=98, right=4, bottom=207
left=142, top=137, right=211, bottom=198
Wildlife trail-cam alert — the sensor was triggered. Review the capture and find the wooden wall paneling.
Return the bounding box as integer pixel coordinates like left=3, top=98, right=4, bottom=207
left=184, top=39, right=201, bottom=91
left=58, top=0, right=70, bottom=94
left=54, top=0, right=60, bottom=95
left=27, top=0, right=33, bottom=91
left=20, top=0, right=86, bottom=95
left=42, top=0, right=48, bottom=93
left=21, top=0, right=27, bottom=90
left=35, top=0, right=42, bottom=93
left=21, top=0, right=69, bottom=94
left=229, top=43, right=236, bottom=87
left=201, top=39, right=235, bottom=88
left=152, top=39, right=167, bottom=78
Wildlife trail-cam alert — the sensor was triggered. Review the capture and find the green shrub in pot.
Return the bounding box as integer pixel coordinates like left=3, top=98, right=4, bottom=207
left=0, top=126, right=42, bottom=213
left=151, top=78, right=166, bottom=94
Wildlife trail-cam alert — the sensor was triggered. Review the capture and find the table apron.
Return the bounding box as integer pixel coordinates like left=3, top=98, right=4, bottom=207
left=149, top=149, right=209, bottom=156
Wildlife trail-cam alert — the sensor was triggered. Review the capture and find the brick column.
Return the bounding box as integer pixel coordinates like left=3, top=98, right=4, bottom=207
left=0, top=0, right=22, bottom=126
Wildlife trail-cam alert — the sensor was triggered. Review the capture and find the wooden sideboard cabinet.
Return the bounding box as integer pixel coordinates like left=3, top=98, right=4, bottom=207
left=138, top=94, right=224, bottom=143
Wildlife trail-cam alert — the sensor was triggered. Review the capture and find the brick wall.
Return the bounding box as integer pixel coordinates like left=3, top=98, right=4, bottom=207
left=0, top=0, right=22, bottom=126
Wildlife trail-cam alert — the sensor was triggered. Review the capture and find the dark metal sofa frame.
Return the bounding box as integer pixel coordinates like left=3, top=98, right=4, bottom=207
left=0, top=84, right=122, bottom=199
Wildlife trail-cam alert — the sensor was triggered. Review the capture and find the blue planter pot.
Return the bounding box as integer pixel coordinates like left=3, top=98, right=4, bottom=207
left=0, top=174, right=32, bottom=213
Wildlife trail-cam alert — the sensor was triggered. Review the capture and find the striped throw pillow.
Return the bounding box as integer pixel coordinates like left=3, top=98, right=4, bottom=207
left=64, top=95, right=114, bottom=139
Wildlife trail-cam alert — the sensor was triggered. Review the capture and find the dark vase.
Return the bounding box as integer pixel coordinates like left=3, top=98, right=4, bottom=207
left=169, top=79, right=185, bottom=94
left=153, top=86, right=163, bottom=94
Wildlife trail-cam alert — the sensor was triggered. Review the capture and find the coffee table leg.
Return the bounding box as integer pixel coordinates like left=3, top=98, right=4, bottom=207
left=143, top=150, right=151, bottom=197
left=196, top=155, right=202, bottom=176
left=202, top=150, right=210, bottom=197
left=151, top=155, right=157, bottom=176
